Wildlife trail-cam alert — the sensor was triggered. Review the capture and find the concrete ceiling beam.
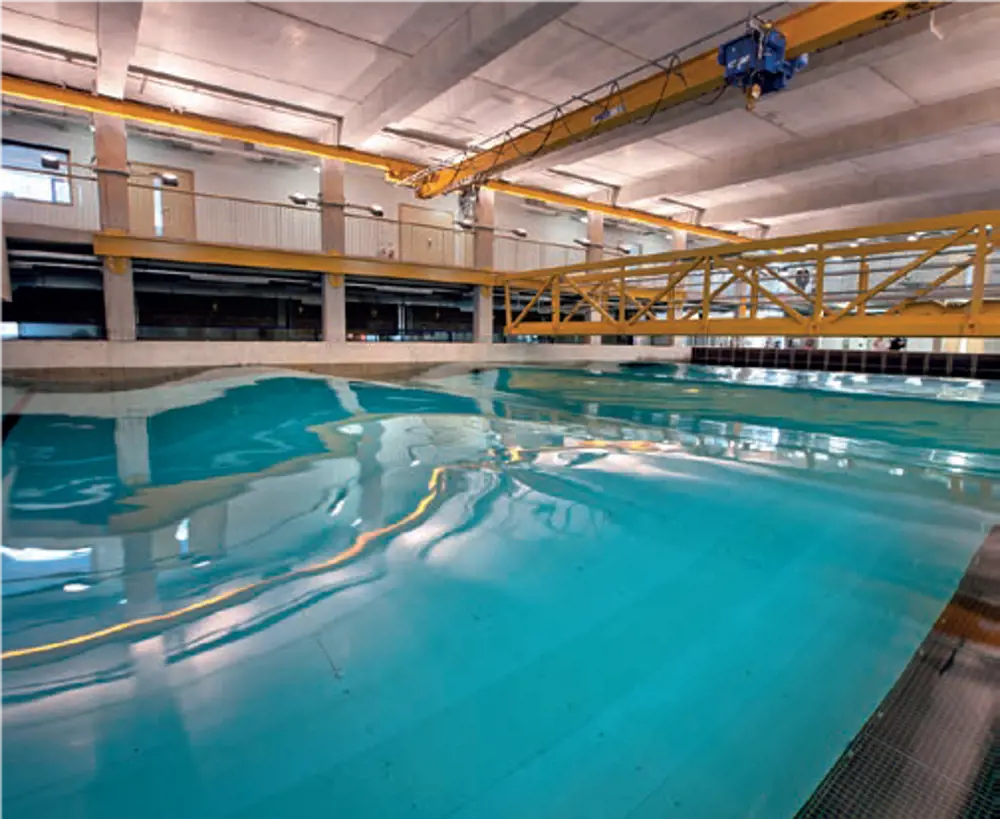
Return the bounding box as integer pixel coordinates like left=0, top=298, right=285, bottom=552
left=620, top=86, right=1000, bottom=205
left=705, top=155, right=1000, bottom=226
left=770, top=190, right=1000, bottom=237
left=96, top=2, right=144, bottom=99
left=513, top=1, right=1000, bottom=178
left=341, top=3, right=574, bottom=145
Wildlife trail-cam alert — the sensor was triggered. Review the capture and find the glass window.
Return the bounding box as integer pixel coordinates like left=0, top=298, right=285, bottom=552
left=1, top=140, right=72, bottom=204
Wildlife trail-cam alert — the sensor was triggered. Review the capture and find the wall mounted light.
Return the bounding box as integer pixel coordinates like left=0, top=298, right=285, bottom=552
left=574, top=238, right=596, bottom=248
left=39, top=154, right=62, bottom=171
left=509, top=227, right=528, bottom=238
left=158, top=172, right=179, bottom=188
left=292, top=195, right=385, bottom=217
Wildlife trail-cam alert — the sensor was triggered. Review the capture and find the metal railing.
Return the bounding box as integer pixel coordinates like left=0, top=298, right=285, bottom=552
left=1, top=168, right=100, bottom=232
left=1, top=166, right=582, bottom=273
left=495, top=235, right=586, bottom=271
left=501, top=210, right=1000, bottom=338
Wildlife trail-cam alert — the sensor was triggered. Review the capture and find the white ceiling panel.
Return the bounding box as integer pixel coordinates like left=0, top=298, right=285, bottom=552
left=124, top=75, right=338, bottom=141
left=767, top=160, right=867, bottom=193
left=850, top=125, right=1000, bottom=175
left=137, top=3, right=396, bottom=99
left=359, top=133, right=451, bottom=166
left=1, top=48, right=96, bottom=90
left=752, top=67, right=917, bottom=138
left=130, top=45, right=354, bottom=115
left=3, top=2, right=98, bottom=30
left=562, top=2, right=791, bottom=61
left=872, top=14, right=1000, bottom=105
left=558, top=136, right=701, bottom=180
left=250, top=3, right=421, bottom=48
left=658, top=108, right=792, bottom=159
left=401, top=77, right=552, bottom=145
left=475, top=20, right=641, bottom=105
left=685, top=178, right=788, bottom=208
left=2, top=2, right=98, bottom=54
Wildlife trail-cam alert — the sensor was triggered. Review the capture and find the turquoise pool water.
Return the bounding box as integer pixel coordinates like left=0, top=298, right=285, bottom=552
left=3, top=364, right=998, bottom=819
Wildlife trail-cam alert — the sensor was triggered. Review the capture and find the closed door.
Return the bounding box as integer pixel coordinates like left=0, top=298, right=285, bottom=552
left=399, top=204, right=453, bottom=266
left=128, top=163, right=196, bottom=240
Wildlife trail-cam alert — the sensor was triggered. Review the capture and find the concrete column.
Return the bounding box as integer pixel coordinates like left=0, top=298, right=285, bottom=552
left=473, top=188, right=495, bottom=343
left=323, top=275, right=347, bottom=343
left=190, top=503, right=228, bottom=558
left=320, top=159, right=347, bottom=343
left=587, top=211, right=604, bottom=345
left=115, top=415, right=150, bottom=486
left=473, top=286, right=493, bottom=343
left=94, top=114, right=137, bottom=341
left=2, top=232, right=10, bottom=302
left=122, top=532, right=157, bottom=613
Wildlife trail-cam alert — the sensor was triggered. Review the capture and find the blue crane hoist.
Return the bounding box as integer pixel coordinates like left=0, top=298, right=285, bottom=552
left=718, top=20, right=809, bottom=109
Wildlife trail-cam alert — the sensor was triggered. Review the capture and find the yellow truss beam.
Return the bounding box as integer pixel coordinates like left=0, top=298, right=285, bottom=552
left=509, top=308, right=1000, bottom=339
left=92, top=234, right=494, bottom=286
left=416, top=2, right=939, bottom=198
left=1, top=75, right=743, bottom=242
left=503, top=210, right=999, bottom=338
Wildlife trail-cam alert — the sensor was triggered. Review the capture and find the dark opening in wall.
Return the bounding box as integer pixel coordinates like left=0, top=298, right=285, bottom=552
left=5, top=264, right=106, bottom=339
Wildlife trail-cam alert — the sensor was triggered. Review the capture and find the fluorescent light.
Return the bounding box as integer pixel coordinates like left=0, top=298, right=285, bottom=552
left=63, top=582, right=90, bottom=593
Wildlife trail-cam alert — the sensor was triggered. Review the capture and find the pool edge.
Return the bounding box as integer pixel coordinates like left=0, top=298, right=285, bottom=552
left=795, top=525, right=1000, bottom=818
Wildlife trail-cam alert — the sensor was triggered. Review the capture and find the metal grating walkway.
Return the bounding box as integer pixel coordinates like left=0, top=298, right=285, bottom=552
left=796, top=528, right=1000, bottom=818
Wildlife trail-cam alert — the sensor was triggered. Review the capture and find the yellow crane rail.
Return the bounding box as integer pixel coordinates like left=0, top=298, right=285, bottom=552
left=502, top=210, right=1000, bottom=338
left=416, top=2, right=939, bottom=198
left=0, top=75, right=742, bottom=242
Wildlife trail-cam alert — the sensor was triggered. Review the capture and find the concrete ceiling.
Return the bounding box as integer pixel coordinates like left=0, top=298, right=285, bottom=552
left=2, top=1, right=999, bottom=236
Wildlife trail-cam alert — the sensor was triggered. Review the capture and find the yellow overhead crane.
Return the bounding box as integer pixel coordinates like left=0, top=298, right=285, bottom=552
left=413, top=2, right=940, bottom=198
left=0, top=3, right=940, bottom=242
left=0, top=75, right=738, bottom=243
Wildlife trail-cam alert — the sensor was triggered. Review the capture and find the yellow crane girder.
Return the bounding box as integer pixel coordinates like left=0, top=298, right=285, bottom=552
left=415, top=2, right=940, bottom=199
left=0, top=75, right=743, bottom=243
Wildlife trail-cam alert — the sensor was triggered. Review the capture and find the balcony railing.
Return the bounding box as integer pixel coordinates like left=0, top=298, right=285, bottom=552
left=2, top=166, right=587, bottom=273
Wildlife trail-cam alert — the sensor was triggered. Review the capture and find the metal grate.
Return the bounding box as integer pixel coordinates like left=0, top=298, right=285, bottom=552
left=796, top=528, right=1000, bottom=819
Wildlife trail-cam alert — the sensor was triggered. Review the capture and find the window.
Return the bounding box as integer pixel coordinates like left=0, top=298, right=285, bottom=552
left=1, top=140, right=72, bottom=204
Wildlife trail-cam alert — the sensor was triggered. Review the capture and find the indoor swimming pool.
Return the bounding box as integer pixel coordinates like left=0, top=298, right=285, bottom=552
left=2, top=363, right=998, bottom=818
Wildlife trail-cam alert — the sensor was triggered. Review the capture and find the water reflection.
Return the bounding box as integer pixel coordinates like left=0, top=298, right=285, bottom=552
left=2, top=366, right=998, bottom=819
